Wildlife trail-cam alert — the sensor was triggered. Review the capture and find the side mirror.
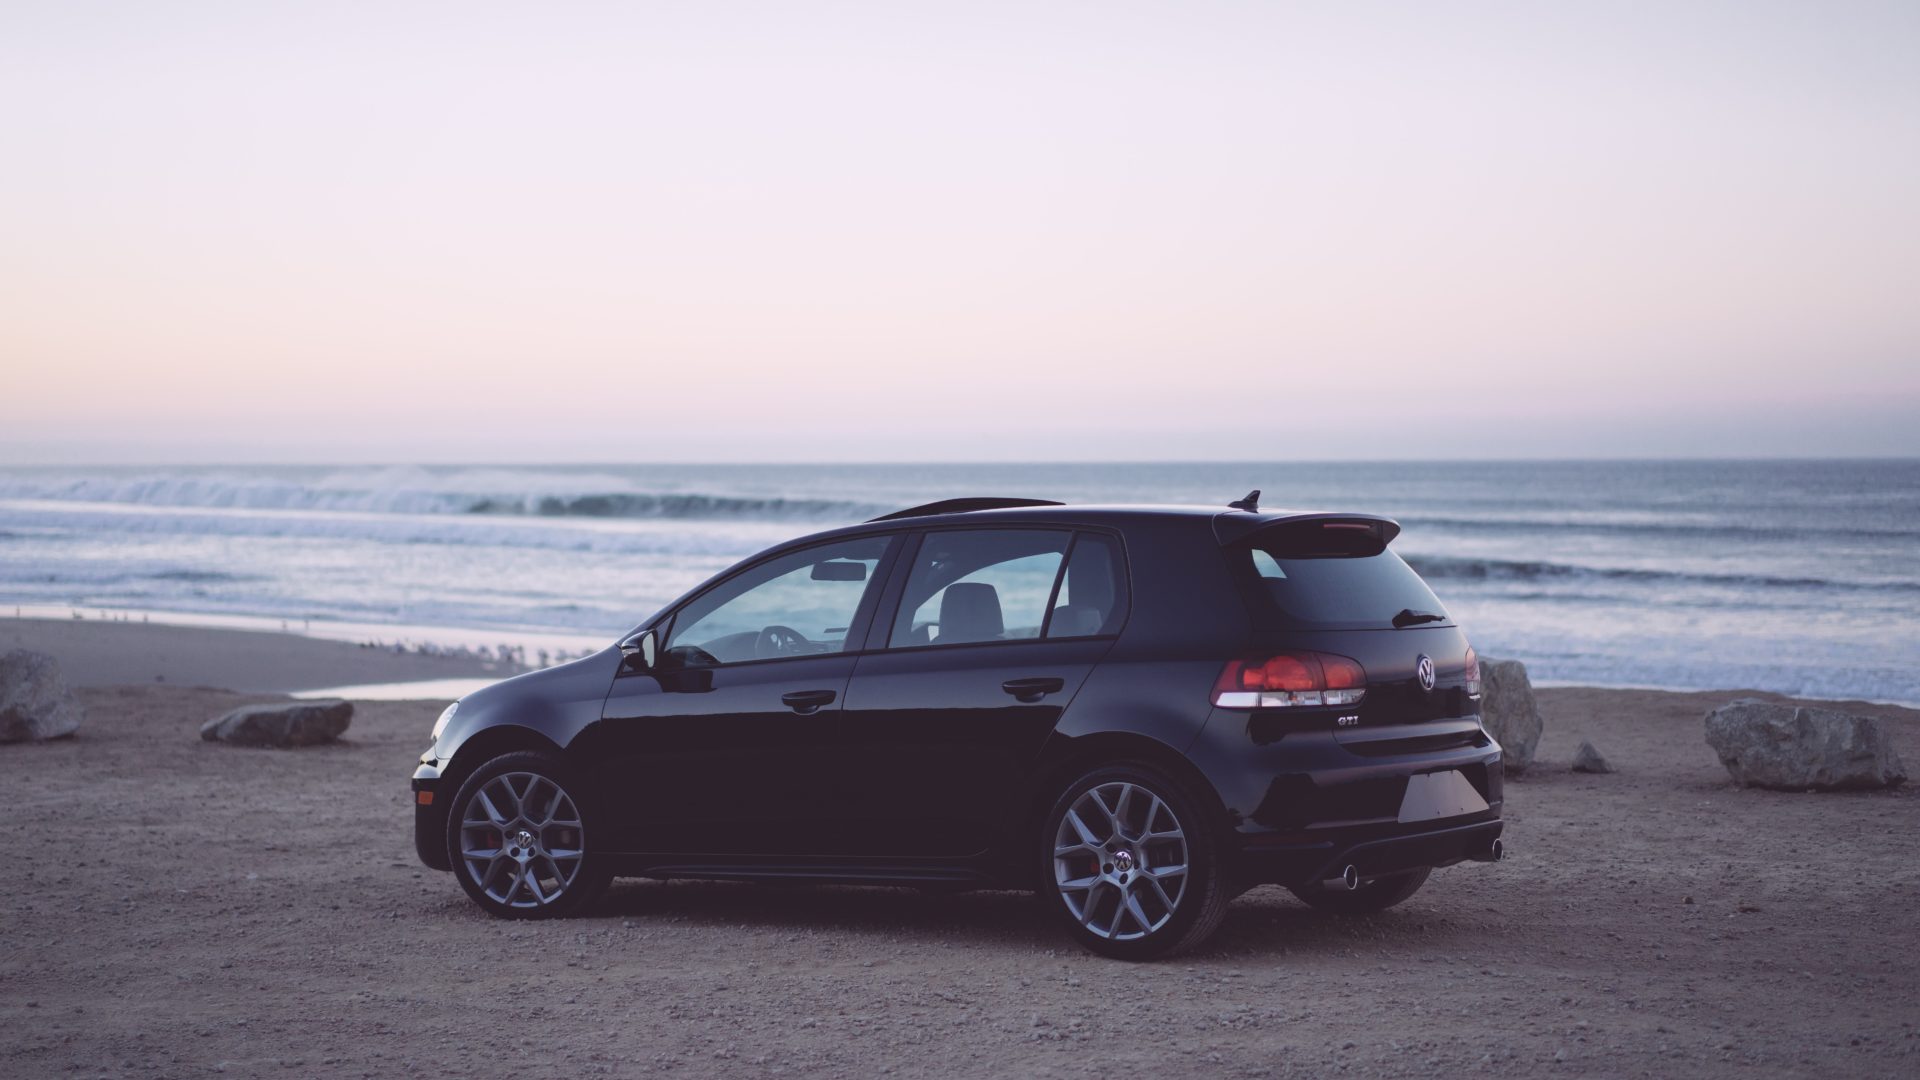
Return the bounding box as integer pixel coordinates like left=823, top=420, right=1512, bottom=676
left=618, top=629, right=657, bottom=672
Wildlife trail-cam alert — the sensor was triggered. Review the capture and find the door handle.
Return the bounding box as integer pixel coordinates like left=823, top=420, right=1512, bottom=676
left=1001, top=677, right=1065, bottom=703
left=781, top=689, right=837, bottom=714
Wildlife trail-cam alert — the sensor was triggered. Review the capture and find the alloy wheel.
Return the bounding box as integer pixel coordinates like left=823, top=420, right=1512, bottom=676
left=458, top=771, right=586, bottom=909
left=1052, top=780, right=1189, bottom=940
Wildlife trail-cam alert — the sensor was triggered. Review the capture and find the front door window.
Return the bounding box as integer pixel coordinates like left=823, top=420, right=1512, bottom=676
left=663, top=536, right=891, bottom=666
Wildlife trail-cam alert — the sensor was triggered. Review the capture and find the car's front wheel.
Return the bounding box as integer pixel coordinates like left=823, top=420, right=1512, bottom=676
left=1041, top=763, right=1229, bottom=960
left=445, top=751, right=611, bottom=919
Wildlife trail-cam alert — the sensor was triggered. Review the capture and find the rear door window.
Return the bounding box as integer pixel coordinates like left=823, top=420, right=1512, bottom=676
left=889, top=530, right=1070, bottom=648
left=1046, top=532, right=1128, bottom=638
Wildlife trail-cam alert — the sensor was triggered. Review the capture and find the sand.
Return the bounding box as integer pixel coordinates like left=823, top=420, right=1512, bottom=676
left=2, top=621, right=1917, bottom=1077
left=2, top=617, right=519, bottom=693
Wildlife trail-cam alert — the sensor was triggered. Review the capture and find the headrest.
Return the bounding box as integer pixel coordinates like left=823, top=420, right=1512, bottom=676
left=1049, top=603, right=1104, bottom=637
left=939, top=582, right=1004, bottom=644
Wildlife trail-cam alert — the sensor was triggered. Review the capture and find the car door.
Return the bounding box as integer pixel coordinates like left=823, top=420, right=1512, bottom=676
left=594, top=533, right=899, bottom=856
left=836, top=528, right=1130, bottom=858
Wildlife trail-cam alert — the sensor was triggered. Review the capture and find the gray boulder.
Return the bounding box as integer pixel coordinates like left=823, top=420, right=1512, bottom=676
left=0, top=649, right=84, bottom=743
left=1478, top=656, right=1542, bottom=772
left=201, top=699, right=352, bottom=747
left=1704, top=699, right=1906, bottom=791
left=1571, top=740, right=1614, bottom=774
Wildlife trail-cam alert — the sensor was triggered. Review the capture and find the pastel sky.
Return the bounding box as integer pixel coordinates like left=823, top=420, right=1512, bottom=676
left=3, top=1, right=1917, bottom=462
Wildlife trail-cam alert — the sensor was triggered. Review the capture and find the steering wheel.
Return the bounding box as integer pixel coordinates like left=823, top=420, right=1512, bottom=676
left=754, top=624, right=808, bottom=659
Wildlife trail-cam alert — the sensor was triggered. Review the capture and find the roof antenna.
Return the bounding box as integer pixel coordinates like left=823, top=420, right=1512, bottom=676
left=1228, top=489, right=1261, bottom=512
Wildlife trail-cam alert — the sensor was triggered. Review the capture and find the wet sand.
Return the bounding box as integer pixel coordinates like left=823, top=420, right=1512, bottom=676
left=2, top=617, right=521, bottom=693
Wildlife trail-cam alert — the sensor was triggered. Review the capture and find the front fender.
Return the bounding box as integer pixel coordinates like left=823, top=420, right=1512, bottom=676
left=432, top=647, right=622, bottom=764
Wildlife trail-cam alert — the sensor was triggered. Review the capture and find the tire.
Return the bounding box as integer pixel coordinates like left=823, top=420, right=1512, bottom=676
left=445, top=750, right=612, bottom=919
left=1288, top=866, right=1430, bottom=914
left=1040, top=762, right=1229, bottom=960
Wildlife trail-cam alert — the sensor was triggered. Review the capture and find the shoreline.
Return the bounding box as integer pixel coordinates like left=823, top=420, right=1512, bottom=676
left=3, top=602, right=609, bottom=658
left=1, top=616, right=533, bottom=696
left=1526, top=676, right=1920, bottom=712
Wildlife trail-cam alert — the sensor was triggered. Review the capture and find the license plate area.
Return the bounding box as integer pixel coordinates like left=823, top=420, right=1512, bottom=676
left=1397, top=769, right=1489, bottom=824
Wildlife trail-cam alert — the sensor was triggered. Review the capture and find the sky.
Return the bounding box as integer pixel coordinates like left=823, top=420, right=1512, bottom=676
left=2, top=0, right=1917, bottom=463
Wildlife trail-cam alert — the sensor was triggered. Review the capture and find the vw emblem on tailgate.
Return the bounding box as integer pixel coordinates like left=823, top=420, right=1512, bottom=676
left=1415, top=654, right=1436, bottom=692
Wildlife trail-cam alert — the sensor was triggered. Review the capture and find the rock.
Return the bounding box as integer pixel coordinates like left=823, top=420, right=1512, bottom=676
left=1571, top=740, right=1614, bottom=774
left=1477, top=656, right=1542, bottom=772
left=1703, top=699, right=1906, bottom=791
left=200, top=699, right=352, bottom=747
left=0, top=649, right=84, bottom=743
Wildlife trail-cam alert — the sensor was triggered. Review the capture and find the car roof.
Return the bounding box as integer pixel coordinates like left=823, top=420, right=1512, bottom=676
left=887, top=502, right=1222, bottom=523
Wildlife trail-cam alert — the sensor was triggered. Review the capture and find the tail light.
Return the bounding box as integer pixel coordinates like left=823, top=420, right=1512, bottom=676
left=1464, top=645, right=1482, bottom=696
left=1213, top=651, right=1368, bottom=709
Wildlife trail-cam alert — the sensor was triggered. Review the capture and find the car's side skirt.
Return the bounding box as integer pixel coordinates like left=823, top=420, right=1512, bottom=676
left=601, top=853, right=1002, bottom=888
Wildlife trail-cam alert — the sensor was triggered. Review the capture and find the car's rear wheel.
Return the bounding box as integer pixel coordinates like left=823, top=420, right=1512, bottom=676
left=446, top=751, right=610, bottom=919
left=1288, top=866, right=1430, bottom=914
left=1041, top=763, right=1228, bottom=960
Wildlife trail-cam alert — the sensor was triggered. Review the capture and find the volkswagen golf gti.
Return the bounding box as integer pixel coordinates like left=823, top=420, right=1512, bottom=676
left=411, top=494, right=1505, bottom=959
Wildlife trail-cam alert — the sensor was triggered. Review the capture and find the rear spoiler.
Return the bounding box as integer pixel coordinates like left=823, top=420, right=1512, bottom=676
left=1212, top=511, right=1401, bottom=555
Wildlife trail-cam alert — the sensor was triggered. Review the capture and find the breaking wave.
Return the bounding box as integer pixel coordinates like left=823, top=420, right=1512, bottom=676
left=1397, top=513, right=1919, bottom=542
left=0, top=503, right=795, bottom=559
left=465, top=492, right=876, bottom=520
left=0, top=469, right=884, bottom=522
left=1402, top=554, right=1920, bottom=594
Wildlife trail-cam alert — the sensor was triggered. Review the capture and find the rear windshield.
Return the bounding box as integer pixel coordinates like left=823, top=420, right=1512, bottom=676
left=1233, top=545, right=1450, bottom=630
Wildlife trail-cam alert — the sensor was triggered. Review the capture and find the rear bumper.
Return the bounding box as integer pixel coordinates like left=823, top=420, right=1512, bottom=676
left=412, top=764, right=450, bottom=872
left=1233, top=814, right=1504, bottom=887
left=1188, top=706, right=1506, bottom=887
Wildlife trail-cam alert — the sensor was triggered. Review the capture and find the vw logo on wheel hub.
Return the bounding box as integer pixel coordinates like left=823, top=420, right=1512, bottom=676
left=1415, top=654, right=1436, bottom=692
left=1114, top=850, right=1135, bottom=872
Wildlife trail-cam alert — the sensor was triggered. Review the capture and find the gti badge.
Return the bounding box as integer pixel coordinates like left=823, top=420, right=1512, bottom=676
left=1415, top=654, right=1436, bottom=692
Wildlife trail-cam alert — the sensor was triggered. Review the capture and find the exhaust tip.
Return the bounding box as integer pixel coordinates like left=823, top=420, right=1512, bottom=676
left=1322, top=864, right=1360, bottom=891
left=1489, top=838, right=1504, bottom=862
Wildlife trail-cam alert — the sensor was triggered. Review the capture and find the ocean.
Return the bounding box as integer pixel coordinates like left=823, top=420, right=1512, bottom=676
left=1, top=460, right=1915, bottom=704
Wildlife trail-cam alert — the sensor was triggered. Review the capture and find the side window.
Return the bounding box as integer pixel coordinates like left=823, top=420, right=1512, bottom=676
left=663, top=535, right=891, bottom=666
left=1046, top=533, right=1128, bottom=638
left=889, top=530, right=1070, bottom=648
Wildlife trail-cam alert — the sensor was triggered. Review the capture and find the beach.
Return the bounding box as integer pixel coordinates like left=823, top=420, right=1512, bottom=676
left=3, top=618, right=1916, bottom=1077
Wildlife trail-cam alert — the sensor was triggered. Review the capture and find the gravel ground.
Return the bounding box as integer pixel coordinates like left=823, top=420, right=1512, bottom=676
left=3, top=683, right=1917, bottom=1078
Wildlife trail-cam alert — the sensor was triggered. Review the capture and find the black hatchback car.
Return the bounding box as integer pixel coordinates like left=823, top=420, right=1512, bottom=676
left=412, top=495, right=1504, bottom=958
